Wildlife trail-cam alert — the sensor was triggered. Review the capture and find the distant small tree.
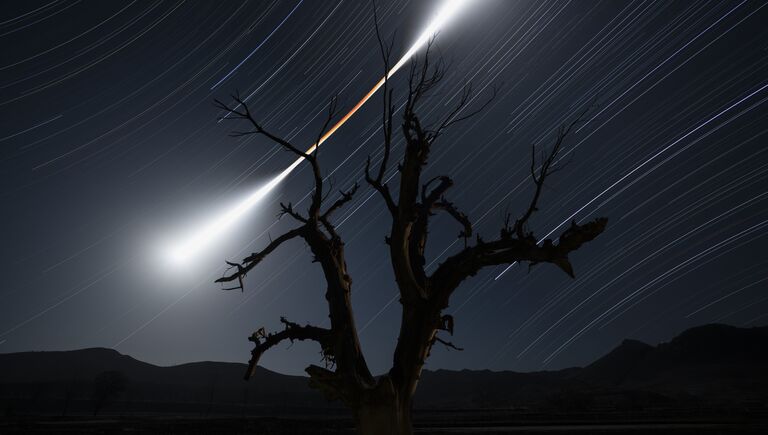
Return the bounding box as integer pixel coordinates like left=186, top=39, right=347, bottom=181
left=215, top=22, right=606, bottom=435
left=91, top=371, right=126, bottom=416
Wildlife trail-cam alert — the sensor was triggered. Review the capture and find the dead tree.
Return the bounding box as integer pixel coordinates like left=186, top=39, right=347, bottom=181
left=214, top=38, right=606, bottom=435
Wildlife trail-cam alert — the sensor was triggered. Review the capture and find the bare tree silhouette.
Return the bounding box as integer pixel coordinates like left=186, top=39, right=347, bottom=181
left=214, top=29, right=606, bottom=435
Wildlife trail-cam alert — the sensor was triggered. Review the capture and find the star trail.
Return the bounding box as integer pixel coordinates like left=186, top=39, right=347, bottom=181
left=0, top=0, right=766, bottom=377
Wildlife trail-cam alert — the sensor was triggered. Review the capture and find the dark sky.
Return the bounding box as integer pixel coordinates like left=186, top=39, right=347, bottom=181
left=1, top=0, right=767, bottom=376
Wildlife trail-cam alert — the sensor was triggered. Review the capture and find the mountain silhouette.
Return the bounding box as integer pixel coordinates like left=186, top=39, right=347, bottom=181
left=1, top=324, right=766, bottom=415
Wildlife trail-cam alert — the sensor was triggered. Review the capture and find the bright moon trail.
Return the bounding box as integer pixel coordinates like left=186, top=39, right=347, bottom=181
left=166, top=0, right=472, bottom=264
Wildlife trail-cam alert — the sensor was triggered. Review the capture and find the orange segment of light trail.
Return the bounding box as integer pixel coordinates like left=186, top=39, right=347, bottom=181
left=308, top=76, right=386, bottom=156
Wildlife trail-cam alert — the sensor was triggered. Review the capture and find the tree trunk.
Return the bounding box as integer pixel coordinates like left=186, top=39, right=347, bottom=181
left=354, top=378, right=413, bottom=435
left=354, top=303, right=437, bottom=434
left=355, top=398, right=412, bottom=435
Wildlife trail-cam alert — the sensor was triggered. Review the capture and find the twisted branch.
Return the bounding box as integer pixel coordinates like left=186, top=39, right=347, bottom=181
left=245, top=317, right=331, bottom=379
left=216, top=226, right=305, bottom=285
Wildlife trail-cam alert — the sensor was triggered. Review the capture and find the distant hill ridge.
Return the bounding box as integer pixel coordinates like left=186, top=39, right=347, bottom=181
left=1, top=323, right=766, bottom=412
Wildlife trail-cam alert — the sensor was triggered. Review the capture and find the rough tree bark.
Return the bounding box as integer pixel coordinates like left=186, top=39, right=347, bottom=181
left=213, top=25, right=606, bottom=435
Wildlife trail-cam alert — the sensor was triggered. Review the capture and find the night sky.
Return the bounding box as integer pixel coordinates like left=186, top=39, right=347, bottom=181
left=1, top=0, right=767, bottom=377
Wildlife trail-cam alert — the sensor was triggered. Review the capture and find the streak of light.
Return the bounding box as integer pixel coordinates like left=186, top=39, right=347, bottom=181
left=0, top=114, right=62, bottom=143
left=495, top=80, right=768, bottom=280
left=0, top=2, right=184, bottom=107
left=0, top=0, right=59, bottom=27
left=574, top=0, right=747, bottom=134
left=744, top=312, right=768, bottom=326
left=542, top=218, right=768, bottom=365
left=686, top=276, right=768, bottom=318
left=516, top=191, right=768, bottom=360
left=168, top=0, right=472, bottom=264
left=0, top=2, right=136, bottom=71
left=210, top=0, right=305, bottom=90
left=360, top=293, right=399, bottom=333
left=715, top=293, right=768, bottom=323
left=112, top=271, right=216, bottom=348
left=0, top=259, right=131, bottom=339
left=0, top=0, right=82, bottom=38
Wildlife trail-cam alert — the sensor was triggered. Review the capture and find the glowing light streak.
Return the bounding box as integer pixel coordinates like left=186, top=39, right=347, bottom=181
left=210, top=0, right=305, bottom=90
left=167, top=0, right=472, bottom=264
left=494, top=80, right=768, bottom=280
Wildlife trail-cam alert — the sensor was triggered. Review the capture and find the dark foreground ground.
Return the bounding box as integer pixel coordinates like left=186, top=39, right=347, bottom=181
left=3, top=411, right=767, bottom=434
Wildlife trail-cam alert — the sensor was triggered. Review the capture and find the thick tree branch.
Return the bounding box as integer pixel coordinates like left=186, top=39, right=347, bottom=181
left=432, top=336, right=464, bottom=352
left=245, top=317, right=331, bottom=379
left=216, top=226, right=305, bottom=285
left=431, top=217, right=608, bottom=303
left=279, top=202, right=308, bottom=223
left=421, top=175, right=453, bottom=208
left=434, top=199, right=472, bottom=240
left=365, top=157, right=397, bottom=214
left=322, top=183, right=359, bottom=220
